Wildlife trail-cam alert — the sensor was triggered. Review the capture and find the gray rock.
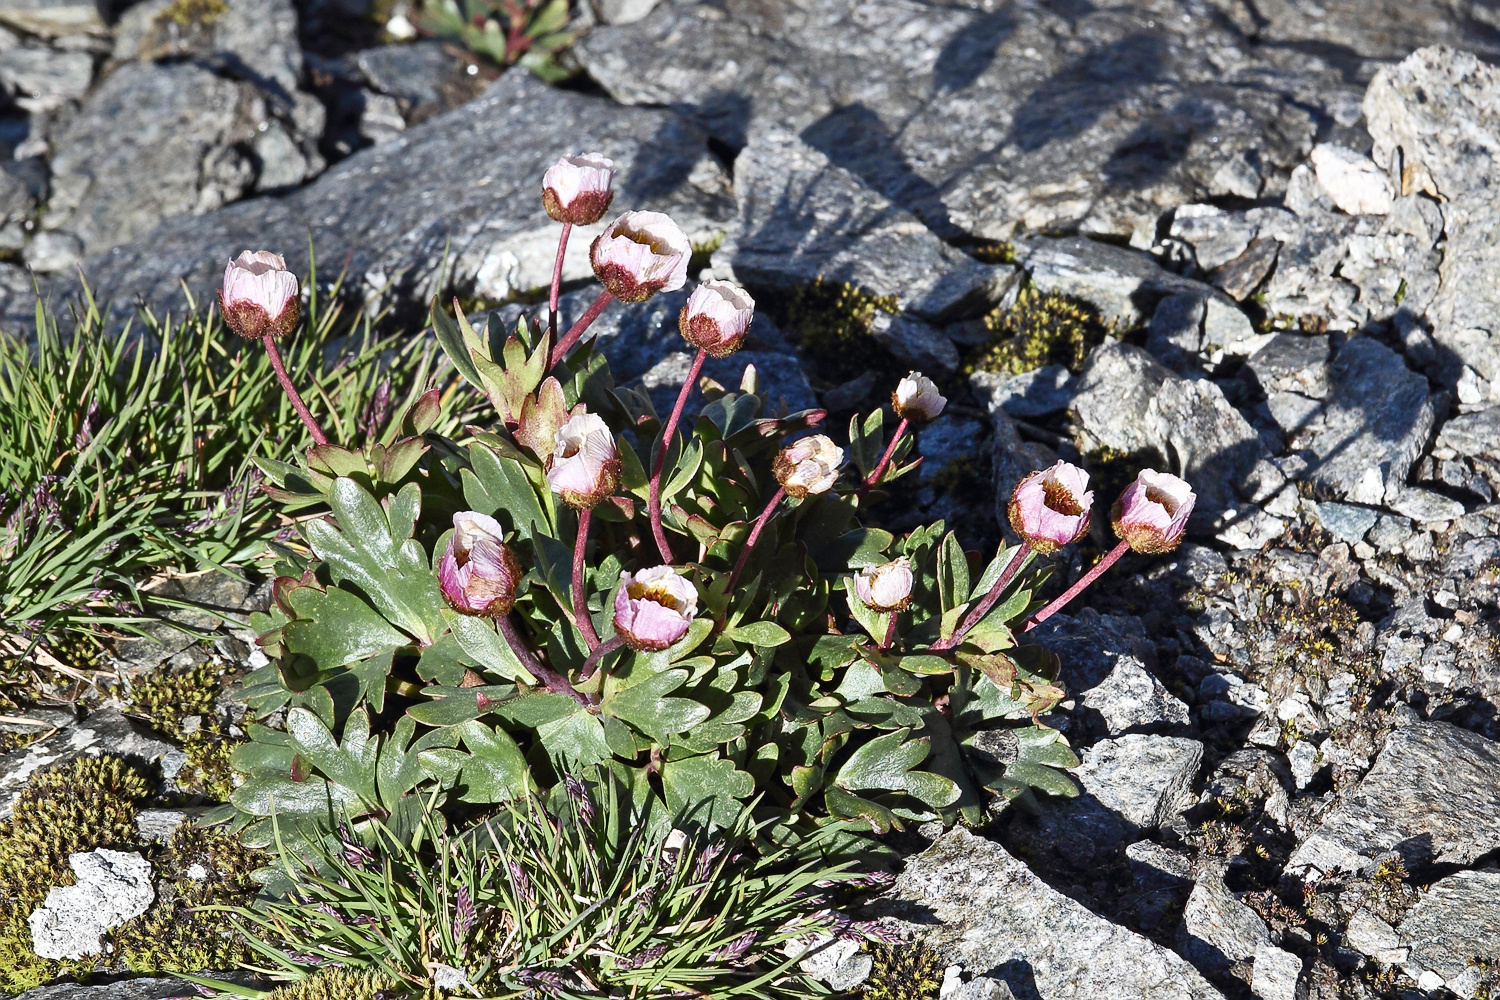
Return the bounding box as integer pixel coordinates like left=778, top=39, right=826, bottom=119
left=1398, top=870, right=1500, bottom=998
left=116, top=0, right=302, bottom=97
left=1069, top=342, right=1264, bottom=530
left=917, top=417, right=987, bottom=485
left=0, top=708, right=177, bottom=820
left=1296, top=336, right=1438, bottom=506
left=1180, top=871, right=1271, bottom=973
left=1126, top=840, right=1194, bottom=931
left=1251, top=944, right=1303, bottom=1000
left=869, top=311, right=960, bottom=374
left=1170, top=205, right=1258, bottom=272
left=0, top=0, right=105, bottom=38
left=951, top=980, right=1017, bottom=1000
left=14, top=980, right=201, bottom=1000
left=1365, top=47, right=1500, bottom=395
left=1242, top=333, right=1330, bottom=399
left=1345, top=908, right=1407, bottom=966
left=1210, top=239, right=1280, bottom=302
left=1436, top=405, right=1500, bottom=459
left=970, top=364, right=1075, bottom=419
left=1032, top=610, right=1190, bottom=738
left=1386, top=487, right=1465, bottom=524
left=357, top=41, right=465, bottom=124
left=1146, top=294, right=1207, bottom=370
left=24, top=229, right=84, bottom=274
left=28, top=849, right=155, bottom=960
left=0, top=39, right=93, bottom=111
left=31, top=71, right=734, bottom=328
left=1304, top=501, right=1378, bottom=544
left=590, top=0, right=659, bottom=26
left=715, top=129, right=1008, bottom=320
left=637, top=349, right=817, bottom=420
left=1076, top=734, right=1203, bottom=830
left=873, top=828, right=1226, bottom=1000
left=1309, top=143, right=1393, bottom=216
left=45, top=61, right=251, bottom=256
left=1286, top=721, right=1500, bottom=878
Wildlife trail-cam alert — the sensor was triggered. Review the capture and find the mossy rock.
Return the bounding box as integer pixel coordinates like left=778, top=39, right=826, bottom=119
left=965, top=284, right=1109, bottom=377
left=775, top=277, right=900, bottom=383
left=862, top=942, right=946, bottom=1000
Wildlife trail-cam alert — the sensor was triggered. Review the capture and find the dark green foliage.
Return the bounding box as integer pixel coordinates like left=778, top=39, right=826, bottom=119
left=965, top=284, right=1108, bottom=376
left=415, top=0, right=573, bottom=80
left=862, top=943, right=947, bottom=1000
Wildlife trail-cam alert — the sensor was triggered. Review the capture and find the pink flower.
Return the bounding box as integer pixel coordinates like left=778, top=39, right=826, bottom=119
left=853, top=557, right=914, bottom=612
left=219, top=250, right=300, bottom=339
left=542, top=152, right=616, bottom=226
left=614, top=565, right=698, bottom=651
left=590, top=211, right=691, bottom=303
left=1112, top=469, right=1195, bottom=553
left=1008, top=461, right=1094, bottom=554
left=546, top=412, right=621, bottom=509
left=679, top=280, right=754, bottom=357
left=437, top=511, right=522, bottom=617
left=892, top=372, right=946, bottom=424
left=771, top=434, right=844, bottom=499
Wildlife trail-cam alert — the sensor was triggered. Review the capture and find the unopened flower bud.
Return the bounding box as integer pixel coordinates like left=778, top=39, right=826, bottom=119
left=590, top=211, right=690, bottom=303
left=853, top=557, right=914, bottom=612
left=541, top=152, right=615, bottom=226
left=546, top=412, right=621, bottom=509
left=437, top=511, right=522, bottom=617
left=219, top=250, right=300, bottom=339
left=892, top=372, right=946, bottom=424
left=1112, top=469, right=1195, bottom=554
left=614, top=565, right=697, bottom=651
left=1009, top=460, right=1093, bottom=554
left=771, top=434, right=844, bottom=499
left=679, top=280, right=754, bottom=357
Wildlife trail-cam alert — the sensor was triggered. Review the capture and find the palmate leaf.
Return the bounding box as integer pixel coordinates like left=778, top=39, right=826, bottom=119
left=282, top=585, right=407, bottom=670
left=603, top=668, right=712, bottom=744
left=418, top=720, right=531, bottom=803
left=461, top=441, right=552, bottom=541
left=660, top=752, right=753, bottom=828
left=303, top=479, right=444, bottom=646
left=833, top=727, right=961, bottom=811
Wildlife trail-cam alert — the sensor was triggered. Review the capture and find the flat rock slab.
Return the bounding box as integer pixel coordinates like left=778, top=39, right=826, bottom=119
left=19, top=71, right=733, bottom=333
left=872, top=827, right=1226, bottom=1000
left=1286, top=721, right=1500, bottom=877
left=1032, top=611, right=1190, bottom=739
left=1398, top=870, right=1500, bottom=998
left=0, top=709, right=178, bottom=821
left=28, top=849, right=155, bottom=960
left=16, top=981, right=200, bottom=1000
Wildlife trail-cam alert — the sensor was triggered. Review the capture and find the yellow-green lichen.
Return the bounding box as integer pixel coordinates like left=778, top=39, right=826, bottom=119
left=965, top=284, right=1108, bottom=376
left=862, top=943, right=946, bottom=1000
left=781, top=278, right=900, bottom=382
left=155, top=0, right=228, bottom=27
left=267, top=968, right=400, bottom=1000
left=0, top=755, right=151, bottom=991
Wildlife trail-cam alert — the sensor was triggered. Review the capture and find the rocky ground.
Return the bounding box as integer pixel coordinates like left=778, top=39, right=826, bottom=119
left=5, top=0, right=1500, bottom=998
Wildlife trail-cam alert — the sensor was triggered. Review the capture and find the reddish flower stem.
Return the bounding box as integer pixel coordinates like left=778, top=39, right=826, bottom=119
left=934, top=542, right=1032, bottom=651
left=880, top=612, right=898, bottom=651
left=547, top=222, right=572, bottom=345
left=573, top=507, right=601, bottom=652
left=1024, top=539, right=1131, bottom=632
left=728, top=487, right=786, bottom=592
left=579, top=634, right=624, bottom=682
left=548, top=289, right=614, bottom=369
left=860, top=417, right=909, bottom=495
left=496, top=614, right=588, bottom=707
left=649, top=347, right=707, bottom=563
left=262, top=334, right=328, bottom=446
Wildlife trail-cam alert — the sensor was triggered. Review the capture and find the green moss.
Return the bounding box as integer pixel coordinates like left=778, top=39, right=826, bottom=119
left=964, top=284, right=1108, bottom=376
left=862, top=943, right=946, bottom=1000
left=782, top=278, right=900, bottom=383
left=176, top=730, right=242, bottom=801
left=268, top=968, right=400, bottom=1000
left=689, top=231, right=726, bottom=277
left=126, top=661, right=222, bottom=732
left=115, top=823, right=263, bottom=974
left=0, top=755, right=151, bottom=991
left=969, top=241, right=1016, bottom=265
left=155, top=0, right=228, bottom=27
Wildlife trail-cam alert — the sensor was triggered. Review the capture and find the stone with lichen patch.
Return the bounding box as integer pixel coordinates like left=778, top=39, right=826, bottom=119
left=28, top=849, right=155, bottom=960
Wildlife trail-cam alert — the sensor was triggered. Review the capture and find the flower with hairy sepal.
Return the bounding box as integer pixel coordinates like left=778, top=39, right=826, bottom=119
left=853, top=557, right=914, bottom=612
left=542, top=152, right=615, bottom=225
left=438, top=511, right=523, bottom=617
left=590, top=211, right=690, bottom=303
left=892, top=372, right=946, bottom=424
left=1112, top=469, right=1195, bottom=553
left=771, top=434, right=844, bottom=499
left=1008, top=460, right=1093, bottom=554
left=679, top=279, right=755, bottom=357
left=219, top=250, right=299, bottom=339
left=547, top=412, right=621, bottom=509
left=614, top=565, right=697, bottom=652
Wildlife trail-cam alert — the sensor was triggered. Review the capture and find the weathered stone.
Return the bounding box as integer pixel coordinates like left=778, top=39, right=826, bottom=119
left=28, top=849, right=155, bottom=960
left=1436, top=405, right=1500, bottom=459
left=1365, top=47, right=1500, bottom=395
left=872, top=828, right=1226, bottom=1000
left=27, top=71, right=734, bottom=329
left=1344, top=909, right=1407, bottom=966
left=1170, top=204, right=1258, bottom=271
left=24, top=230, right=84, bottom=274
left=869, top=311, right=961, bottom=374
left=1398, top=870, right=1500, bottom=999
left=1309, top=143, right=1393, bottom=216
left=1033, top=610, right=1190, bottom=738
left=0, top=38, right=93, bottom=111
left=1286, top=721, right=1500, bottom=877
left=1180, top=871, right=1272, bottom=973
left=715, top=129, right=1008, bottom=320
left=1076, top=735, right=1203, bottom=830
left=591, top=0, right=660, bottom=26
left=1070, top=342, right=1264, bottom=530
left=1251, top=944, right=1303, bottom=1000
left=1387, top=487, right=1465, bottom=523
left=1296, top=336, right=1437, bottom=505
left=1126, top=840, right=1194, bottom=930
left=1242, top=333, right=1330, bottom=399
left=357, top=41, right=469, bottom=124
left=1304, top=500, right=1378, bottom=544
left=14, top=980, right=202, bottom=1000
left=0, top=709, right=178, bottom=820
left=970, top=364, right=1074, bottom=421
left=115, top=0, right=302, bottom=97
left=0, top=0, right=105, bottom=38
